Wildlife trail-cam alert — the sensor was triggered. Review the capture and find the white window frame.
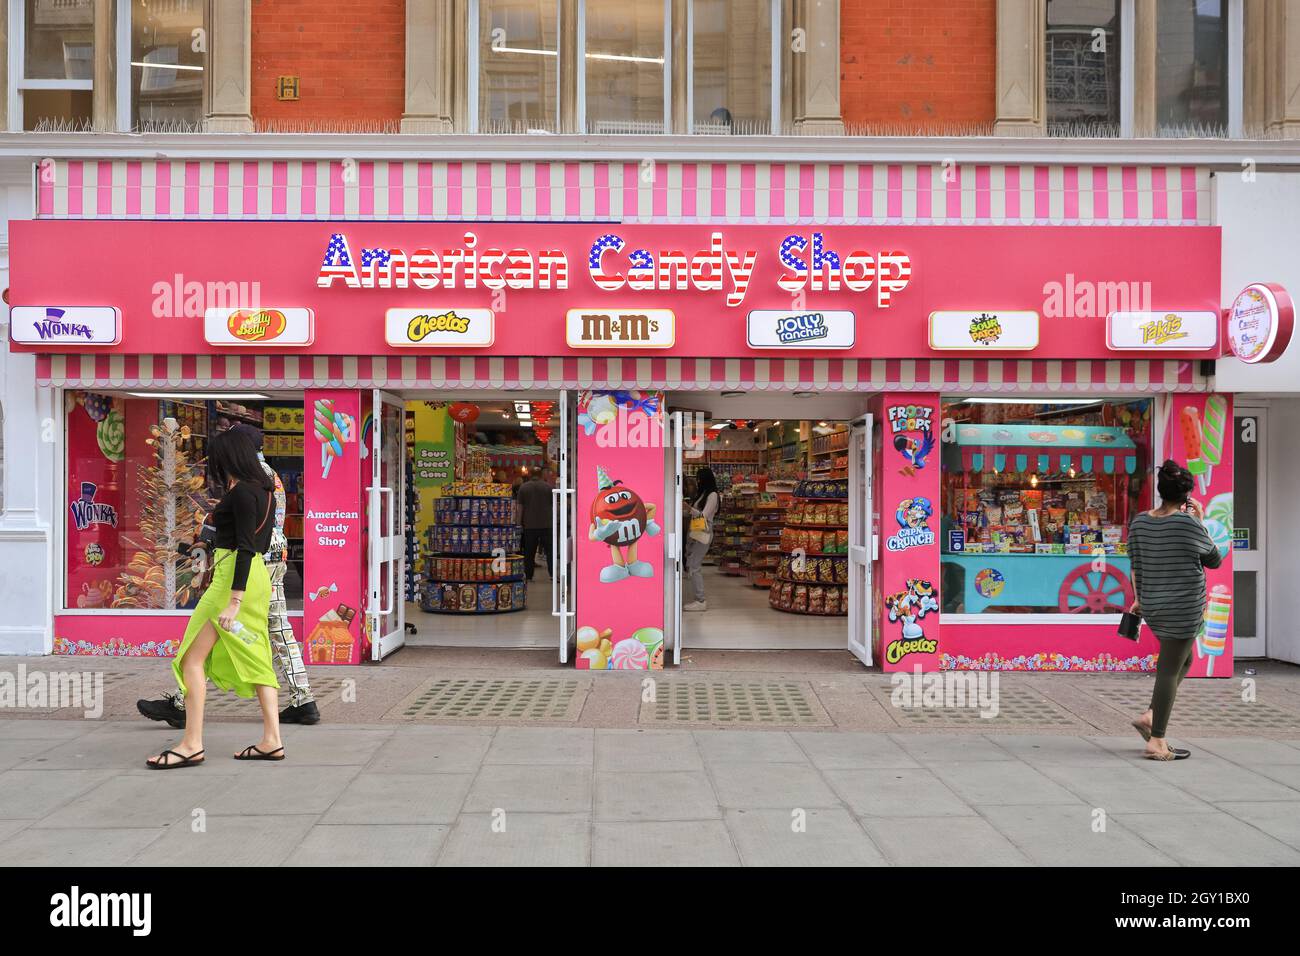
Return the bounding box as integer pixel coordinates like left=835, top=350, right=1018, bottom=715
left=467, top=0, right=783, bottom=134
left=8, top=1, right=202, bottom=134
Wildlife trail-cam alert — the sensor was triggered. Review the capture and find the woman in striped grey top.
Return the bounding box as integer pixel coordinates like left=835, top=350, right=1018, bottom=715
left=1127, top=460, right=1223, bottom=761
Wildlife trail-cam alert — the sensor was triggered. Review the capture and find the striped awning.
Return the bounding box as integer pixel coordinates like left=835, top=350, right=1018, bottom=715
left=35, top=160, right=1211, bottom=226
left=35, top=354, right=1207, bottom=393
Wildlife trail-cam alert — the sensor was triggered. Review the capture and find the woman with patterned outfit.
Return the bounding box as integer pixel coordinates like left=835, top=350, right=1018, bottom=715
left=146, top=428, right=285, bottom=768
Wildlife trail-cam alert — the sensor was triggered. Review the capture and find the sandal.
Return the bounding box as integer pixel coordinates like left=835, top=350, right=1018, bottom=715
left=1144, top=747, right=1191, bottom=761
left=146, top=748, right=205, bottom=770
left=235, top=744, right=285, bottom=761
left=1131, top=719, right=1152, bottom=742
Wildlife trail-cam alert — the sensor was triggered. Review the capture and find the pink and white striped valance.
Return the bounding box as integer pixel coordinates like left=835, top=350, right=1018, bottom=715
left=34, top=160, right=1211, bottom=226
left=36, top=354, right=1206, bottom=393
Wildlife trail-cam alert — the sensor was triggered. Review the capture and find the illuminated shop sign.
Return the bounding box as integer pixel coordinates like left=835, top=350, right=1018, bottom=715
left=204, top=307, right=315, bottom=346
left=1226, top=283, right=1294, bottom=364
left=1106, top=311, right=1218, bottom=350
left=316, top=231, right=912, bottom=309
left=8, top=306, right=120, bottom=346
left=928, top=311, right=1038, bottom=350
left=566, top=309, right=675, bottom=348
left=746, top=310, right=855, bottom=349
left=385, top=308, right=495, bottom=347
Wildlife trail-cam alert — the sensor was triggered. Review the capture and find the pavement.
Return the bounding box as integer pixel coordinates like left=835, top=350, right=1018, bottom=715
left=2, top=650, right=1300, bottom=866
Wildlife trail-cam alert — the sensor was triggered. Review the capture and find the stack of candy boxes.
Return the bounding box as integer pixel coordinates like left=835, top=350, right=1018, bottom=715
left=421, top=481, right=527, bottom=614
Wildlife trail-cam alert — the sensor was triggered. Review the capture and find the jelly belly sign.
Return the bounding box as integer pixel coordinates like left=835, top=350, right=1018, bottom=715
left=1162, top=393, right=1235, bottom=678
left=574, top=391, right=667, bottom=670
left=303, top=389, right=364, bottom=665
left=8, top=221, right=1221, bottom=360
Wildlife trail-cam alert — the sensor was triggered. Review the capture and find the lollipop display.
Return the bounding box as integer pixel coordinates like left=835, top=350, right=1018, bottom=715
left=314, top=399, right=355, bottom=479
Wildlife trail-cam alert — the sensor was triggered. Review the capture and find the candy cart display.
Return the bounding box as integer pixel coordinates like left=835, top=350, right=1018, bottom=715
left=942, top=423, right=1140, bottom=614
left=420, top=480, right=527, bottom=614
left=768, top=479, right=849, bottom=616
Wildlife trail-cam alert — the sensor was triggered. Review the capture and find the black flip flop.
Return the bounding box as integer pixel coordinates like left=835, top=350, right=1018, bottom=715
left=146, top=748, right=205, bottom=769
left=235, top=744, right=286, bottom=761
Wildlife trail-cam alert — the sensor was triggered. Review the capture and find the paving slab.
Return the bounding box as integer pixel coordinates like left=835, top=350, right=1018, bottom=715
left=1152, top=755, right=1300, bottom=803
left=861, top=816, right=1032, bottom=866
left=825, top=768, right=975, bottom=817
left=1033, top=764, right=1217, bottom=814
left=367, top=726, right=495, bottom=774
left=129, top=815, right=318, bottom=867
left=437, top=813, right=589, bottom=867
left=285, top=824, right=449, bottom=866
left=1213, top=801, right=1300, bottom=850
left=890, top=734, right=1018, bottom=764
left=483, top=727, right=594, bottom=765
left=790, top=731, right=921, bottom=770
left=985, top=734, right=1131, bottom=767
left=929, top=761, right=1086, bottom=807
left=594, top=729, right=706, bottom=772
left=205, top=764, right=362, bottom=816
left=593, top=820, right=739, bottom=867
left=463, top=764, right=592, bottom=813
left=0, top=826, right=165, bottom=866
left=694, top=730, right=808, bottom=764
left=707, top=761, right=841, bottom=809
left=595, top=770, right=719, bottom=822
left=1112, top=811, right=1300, bottom=866
left=320, top=772, right=473, bottom=825
left=725, top=808, right=888, bottom=866
left=0, top=719, right=104, bottom=740
left=978, top=804, right=1178, bottom=866
left=33, top=771, right=239, bottom=828
left=1181, top=737, right=1300, bottom=766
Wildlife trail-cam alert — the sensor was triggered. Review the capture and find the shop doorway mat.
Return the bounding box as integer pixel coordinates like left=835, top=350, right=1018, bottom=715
left=398, top=677, right=588, bottom=722
left=638, top=680, right=831, bottom=726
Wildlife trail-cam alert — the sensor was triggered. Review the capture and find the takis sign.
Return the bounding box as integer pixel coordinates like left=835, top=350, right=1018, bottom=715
left=316, top=230, right=912, bottom=309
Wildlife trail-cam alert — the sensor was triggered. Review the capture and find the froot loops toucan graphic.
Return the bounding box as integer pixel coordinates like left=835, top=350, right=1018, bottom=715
left=588, top=465, right=661, bottom=583
left=893, top=428, right=934, bottom=476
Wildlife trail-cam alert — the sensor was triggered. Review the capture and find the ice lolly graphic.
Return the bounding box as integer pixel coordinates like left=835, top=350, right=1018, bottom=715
left=1197, top=584, right=1232, bottom=676
left=1200, top=396, right=1228, bottom=494
left=1178, top=406, right=1210, bottom=488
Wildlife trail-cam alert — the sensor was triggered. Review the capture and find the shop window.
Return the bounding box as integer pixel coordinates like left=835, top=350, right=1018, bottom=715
left=1156, top=0, right=1227, bottom=136
left=1046, top=0, right=1121, bottom=136
left=64, top=394, right=306, bottom=613
left=11, top=0, right=206, bottom=132
left=129, top=0, right=205, bottom=131
left=939, top=398, right=1152, bottom=616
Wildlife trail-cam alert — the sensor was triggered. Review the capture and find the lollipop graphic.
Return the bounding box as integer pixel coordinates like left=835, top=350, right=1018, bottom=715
left=1196, top=584, right=1232, bottom=676
left=314, top=399, right=356, bottom=479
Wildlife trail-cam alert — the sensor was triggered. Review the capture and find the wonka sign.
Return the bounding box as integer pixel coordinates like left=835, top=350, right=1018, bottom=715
left=8, top=221, right=1221, bottom=359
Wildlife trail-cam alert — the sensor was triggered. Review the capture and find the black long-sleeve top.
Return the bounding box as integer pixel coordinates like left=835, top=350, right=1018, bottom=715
left=212, top=480, right=274, bottom=591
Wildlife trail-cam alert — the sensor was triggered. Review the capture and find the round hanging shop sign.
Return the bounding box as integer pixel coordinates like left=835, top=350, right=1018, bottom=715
left=1227, top=282, right=1294, bottom=364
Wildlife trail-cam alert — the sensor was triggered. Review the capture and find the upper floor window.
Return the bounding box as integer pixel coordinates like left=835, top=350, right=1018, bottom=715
left=1045, top=0, right=1240, bottom=137
left=1046, top=0, right=1121, bottom=135
left=474, top=0, right=782, bottom=134
left=8, top=0, right=206, bottom=132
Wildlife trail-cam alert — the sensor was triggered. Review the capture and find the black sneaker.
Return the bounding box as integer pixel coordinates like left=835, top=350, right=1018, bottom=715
left=279, top=701, right=321, bottom=725
left=137, top=693, right=185, bottom=729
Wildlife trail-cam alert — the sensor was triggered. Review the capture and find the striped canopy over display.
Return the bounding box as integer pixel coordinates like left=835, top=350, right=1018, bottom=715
left=952, top=423, right=1138, bottom=475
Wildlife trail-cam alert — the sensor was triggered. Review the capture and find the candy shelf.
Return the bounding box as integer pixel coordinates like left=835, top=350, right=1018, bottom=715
left=421, top=485, right=527, bottom=614
left=714, top=490, right=757, bottom=575
left=766, top=478, right=848, bottom=616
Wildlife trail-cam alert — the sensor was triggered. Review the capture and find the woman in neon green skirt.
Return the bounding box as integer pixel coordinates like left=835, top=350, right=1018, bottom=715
left=148, top=428, right=284, bottom=768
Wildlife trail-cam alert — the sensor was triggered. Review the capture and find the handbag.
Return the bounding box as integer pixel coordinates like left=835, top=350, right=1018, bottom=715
left=189, top=488, right=273, bottom=594
left=1117, top=611, right=1142, bottom=641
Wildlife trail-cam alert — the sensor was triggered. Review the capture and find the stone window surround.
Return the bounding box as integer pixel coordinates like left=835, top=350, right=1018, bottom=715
left=997, top=0, right=1300, bottom=139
